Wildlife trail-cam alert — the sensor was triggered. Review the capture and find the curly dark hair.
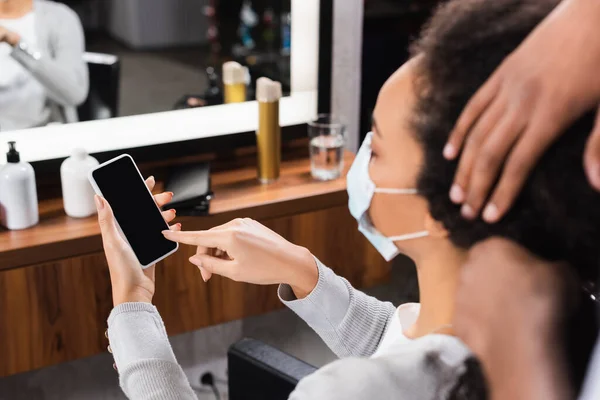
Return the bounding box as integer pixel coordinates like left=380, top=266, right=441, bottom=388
left=411, top=0, right=600, bottom=397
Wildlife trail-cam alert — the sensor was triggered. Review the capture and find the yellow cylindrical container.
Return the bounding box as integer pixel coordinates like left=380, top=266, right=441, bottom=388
left=223, top=62, right=247, bottom=103
left=256, top=77, right=282, bottom=183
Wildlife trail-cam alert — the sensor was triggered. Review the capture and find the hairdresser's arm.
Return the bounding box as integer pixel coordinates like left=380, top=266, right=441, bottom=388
left=97, top=178, right=197, bottom=400
left=445, top=0, right=600, bottom=223
left=163, top=220, right=397, bottom=358
left=11, top=3, right=88, bottom=106
left=454, top=238, right=574, bottom=400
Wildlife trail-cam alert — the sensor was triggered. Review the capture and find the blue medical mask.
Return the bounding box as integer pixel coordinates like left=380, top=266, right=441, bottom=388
left=347, top=132, right=429, bottom=261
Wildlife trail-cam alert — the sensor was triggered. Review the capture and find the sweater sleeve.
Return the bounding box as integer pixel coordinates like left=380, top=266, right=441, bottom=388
left=11, top=3, right=89, bottom=107
left=279, top=258, right=396, bottom=358
left=107, top=303, right=197, bottom=400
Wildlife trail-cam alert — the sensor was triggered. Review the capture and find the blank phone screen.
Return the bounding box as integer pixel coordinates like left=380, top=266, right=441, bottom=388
left=92, top=156, right=177, bottom=266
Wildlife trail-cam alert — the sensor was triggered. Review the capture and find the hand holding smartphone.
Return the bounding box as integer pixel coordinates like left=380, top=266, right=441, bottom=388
left=88, top=154, right=178, bottom=268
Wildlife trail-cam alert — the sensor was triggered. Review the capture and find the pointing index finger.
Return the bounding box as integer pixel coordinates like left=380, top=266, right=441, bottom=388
left=162, top=229, right=226, bottom=249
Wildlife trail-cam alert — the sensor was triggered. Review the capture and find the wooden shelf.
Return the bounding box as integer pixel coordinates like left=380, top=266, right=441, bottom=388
left=0, top=150, right=395, bottom=378
left=0, top=152, right=354, bottom=270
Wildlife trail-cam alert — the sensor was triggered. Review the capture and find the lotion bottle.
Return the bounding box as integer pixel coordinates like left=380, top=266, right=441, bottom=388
left=0, top=141, right=39, bottom=230
left=223, top=61, right=247, bottom=103
left=61, top=148, right=99, bottom=218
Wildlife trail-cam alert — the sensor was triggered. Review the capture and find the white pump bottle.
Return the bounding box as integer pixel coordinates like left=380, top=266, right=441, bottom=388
left=0, top=141, right=39, bottom=230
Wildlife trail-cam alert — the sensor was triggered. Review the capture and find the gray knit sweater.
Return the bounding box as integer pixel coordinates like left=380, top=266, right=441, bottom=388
left=107, top=260, right=471, bottom=399
left=0, top=0, right=88, bottom=131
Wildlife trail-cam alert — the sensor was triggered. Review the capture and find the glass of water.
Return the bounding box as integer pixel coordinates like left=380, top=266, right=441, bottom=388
left=308, top=115, right=346, bottom=181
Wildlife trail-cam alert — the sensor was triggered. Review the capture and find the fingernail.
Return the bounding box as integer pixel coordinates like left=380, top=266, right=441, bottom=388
left=171, top=209, right=176, bottom=215
left=200, top=268, right=210, bottom=282
left=449, top=185, right=465, bottom=204
left=461, top=204, right=476, bottom=219
left=148, top=176, right=155, bottom=183
left=482, top=203, right=499, bottom=223
left=94, top=195, right=104, bottom=210
left=169, top=192, right=174, bottom=197
left=443, top=143, right=456, bottom=159
left=162, top=230, right=171, bottom=235
left=190, top=257, right=207, bottom=281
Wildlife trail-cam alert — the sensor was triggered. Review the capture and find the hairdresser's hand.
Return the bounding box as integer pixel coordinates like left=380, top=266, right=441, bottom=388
left=162, top=218, right=318, bottom=299
left=454, top=238, right=574, bottom=400
left=0, top=26, right=20, bottom=46
left=445, top=0, right=600, bottom=223
left=97, top=176, right=180, bottom=306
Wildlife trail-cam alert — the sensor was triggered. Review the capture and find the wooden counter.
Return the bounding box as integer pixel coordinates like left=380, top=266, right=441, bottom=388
left=0, top=152, right=390, bottom=377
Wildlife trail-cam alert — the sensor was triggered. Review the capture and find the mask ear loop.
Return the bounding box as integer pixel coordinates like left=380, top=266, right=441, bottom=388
left=372, top=188, right=426, bottom=241
left=374, top=188, right=418, bottom=194
left=388, top=231, right=430, bottom=242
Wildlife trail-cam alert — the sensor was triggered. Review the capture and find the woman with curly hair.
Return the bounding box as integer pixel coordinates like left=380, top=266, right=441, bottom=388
left=97, top=0, right=598, bottom=398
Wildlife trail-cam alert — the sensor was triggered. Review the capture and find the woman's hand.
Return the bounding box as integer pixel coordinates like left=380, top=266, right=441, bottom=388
left=445, top=0, right=600, bottom=223
left=162, top=218, right=318, bottom=299
left=0, top=26, right=20, bottom=46
left=96, top=176, right=180, bottom=306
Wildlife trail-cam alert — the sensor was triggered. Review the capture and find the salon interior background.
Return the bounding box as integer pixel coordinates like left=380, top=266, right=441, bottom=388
left=51, top=0, right=439, bottom=137
left=54, top=0, right=292, bottom=119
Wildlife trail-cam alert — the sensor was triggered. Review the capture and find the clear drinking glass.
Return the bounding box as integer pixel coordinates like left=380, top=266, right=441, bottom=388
left=308, top=115, right=346, bottom=181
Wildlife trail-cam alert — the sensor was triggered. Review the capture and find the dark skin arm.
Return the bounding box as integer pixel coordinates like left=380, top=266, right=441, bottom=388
left=454, top=238, right=575, bottom=400
left=448, top=0, right=600, bottom=398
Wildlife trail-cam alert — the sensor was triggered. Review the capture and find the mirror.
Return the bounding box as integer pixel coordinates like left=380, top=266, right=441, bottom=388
left=0, top=0, right=319, bottom=163
left=0, top=0, right=332, bottom=163
left=0, top=0, right=293, bottom=132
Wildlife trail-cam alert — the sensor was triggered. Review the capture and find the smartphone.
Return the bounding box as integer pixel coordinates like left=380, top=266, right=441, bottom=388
left=88, top=154, right=178, bottom=268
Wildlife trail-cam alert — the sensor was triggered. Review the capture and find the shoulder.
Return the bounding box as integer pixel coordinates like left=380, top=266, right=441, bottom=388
left=36, top=0, right=81, bottom=23
left=291, top=335, right=472, bottom=400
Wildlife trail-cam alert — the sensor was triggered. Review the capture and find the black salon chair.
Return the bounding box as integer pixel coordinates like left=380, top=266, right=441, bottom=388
left=77, top=52, right=121, bottom=122
left=228, top=338, right=318, bottom=400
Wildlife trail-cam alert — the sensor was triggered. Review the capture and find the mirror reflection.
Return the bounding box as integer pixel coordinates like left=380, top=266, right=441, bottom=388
left=0, top=0, right=292, bottom=132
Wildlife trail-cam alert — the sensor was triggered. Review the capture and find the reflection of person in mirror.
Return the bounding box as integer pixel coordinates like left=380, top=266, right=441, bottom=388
left=0, top=0, right=88, bottom=132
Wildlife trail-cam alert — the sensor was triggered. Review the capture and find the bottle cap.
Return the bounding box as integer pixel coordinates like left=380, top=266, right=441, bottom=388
left=72, top=148, right=88, bottom=160
left=256, top=77, right=282, bottom=103
left=223, top=61, right=246, bottom=85
left=6, top=141, right=20, bottom=163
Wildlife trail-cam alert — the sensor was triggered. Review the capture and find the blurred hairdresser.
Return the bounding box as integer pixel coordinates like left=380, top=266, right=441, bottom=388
left=0, top=0, right=88, bottom=131
left=449, top=0, right=600, bottom=399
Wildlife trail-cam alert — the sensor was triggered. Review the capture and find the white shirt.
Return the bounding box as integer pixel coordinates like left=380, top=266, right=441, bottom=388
left=0, top=11, right=48, bottom=130
left=372, top=303, right=421, bottom=357
left=372, top=302, right=470, bottom=372
left=580, top=337, right=600, bottom=400
left=0, top=12, right=37, bottom=86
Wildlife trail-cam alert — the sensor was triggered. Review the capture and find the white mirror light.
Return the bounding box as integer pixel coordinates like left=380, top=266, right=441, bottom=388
left=1, top=0, right=320, bottom=163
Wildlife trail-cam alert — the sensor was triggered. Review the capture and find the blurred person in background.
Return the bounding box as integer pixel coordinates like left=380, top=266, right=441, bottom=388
left=0, top=0, right=88, bottom=131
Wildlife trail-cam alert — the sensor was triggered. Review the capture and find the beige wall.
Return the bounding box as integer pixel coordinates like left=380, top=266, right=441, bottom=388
left=332, top=0, right=364, bottom=152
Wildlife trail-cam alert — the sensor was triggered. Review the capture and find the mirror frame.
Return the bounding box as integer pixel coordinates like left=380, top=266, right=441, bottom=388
left=2, top=0, right=332, bottom=170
